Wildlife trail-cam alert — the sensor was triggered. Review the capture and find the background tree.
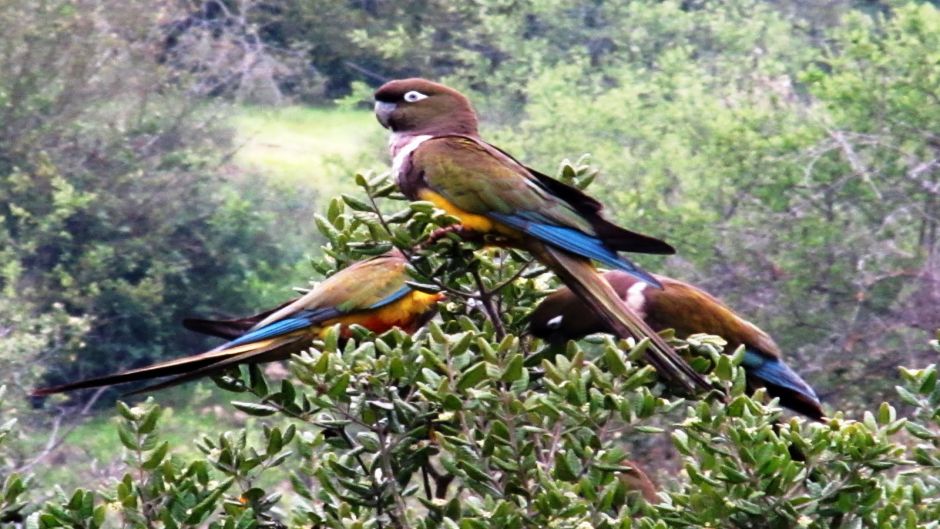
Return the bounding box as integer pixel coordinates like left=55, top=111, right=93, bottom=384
left=0, top=0, right=309, bottom=396
left=4, top=173, right=938, bottom=528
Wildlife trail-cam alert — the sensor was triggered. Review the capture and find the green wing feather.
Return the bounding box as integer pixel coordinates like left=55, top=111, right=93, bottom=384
left=251, top=252, right=409, bottom=329
left=414, top=137, right=596, bottom=233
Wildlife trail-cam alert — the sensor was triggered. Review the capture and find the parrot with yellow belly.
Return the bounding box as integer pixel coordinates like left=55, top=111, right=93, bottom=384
left=33, top=250, right=443, bottom=395
left=373, top=78, right=709, bottom=393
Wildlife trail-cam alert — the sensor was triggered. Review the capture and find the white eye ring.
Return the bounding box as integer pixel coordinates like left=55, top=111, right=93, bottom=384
left=403, top=90, right=428, bottom=103
left=546, top=315, right=563, bottom=329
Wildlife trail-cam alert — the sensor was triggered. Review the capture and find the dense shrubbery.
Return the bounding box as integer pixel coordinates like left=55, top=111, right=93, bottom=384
left=2, top=172, right=938, bottom=527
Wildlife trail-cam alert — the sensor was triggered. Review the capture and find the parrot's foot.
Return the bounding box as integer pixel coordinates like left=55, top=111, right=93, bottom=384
left=421, top=225, right=482, bottom=248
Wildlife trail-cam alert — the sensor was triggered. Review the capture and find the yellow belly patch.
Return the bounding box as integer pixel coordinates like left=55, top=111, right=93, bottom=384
left=418, top=190, right=498, bottom=233
left=320, top=290, right=444, bottom=336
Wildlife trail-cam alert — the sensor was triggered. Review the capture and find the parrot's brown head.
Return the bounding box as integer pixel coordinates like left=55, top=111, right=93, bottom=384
left=528, top=271, right=642, bottom=344
left=374, top=78, right=479, bottom=136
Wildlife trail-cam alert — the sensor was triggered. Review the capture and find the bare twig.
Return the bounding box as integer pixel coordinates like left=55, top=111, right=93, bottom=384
left=471, top=266, right=506, bottom=341
left=17, top=386, right=108, bottom=472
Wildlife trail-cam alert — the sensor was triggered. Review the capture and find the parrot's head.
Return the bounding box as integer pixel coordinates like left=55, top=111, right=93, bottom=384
left=374, top=78, right=479, bottom=136
left=528, top=271, right=641, bottom=344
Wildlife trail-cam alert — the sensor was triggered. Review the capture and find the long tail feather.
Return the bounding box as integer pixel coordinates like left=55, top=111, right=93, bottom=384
left=126, top=336, right=308, bottom=395
left=528, top=243, right=711, bottom=394
left=31, top=333, right=306, bottom=396
left=183, top=317, right=259, bottom=340
left=742, top=350, right=823, bottom=420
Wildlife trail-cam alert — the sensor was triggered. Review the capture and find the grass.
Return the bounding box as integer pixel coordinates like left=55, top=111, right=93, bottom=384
left=230, top=105, right=385, bottom=197
left=26, top=381, right=299, bottom=494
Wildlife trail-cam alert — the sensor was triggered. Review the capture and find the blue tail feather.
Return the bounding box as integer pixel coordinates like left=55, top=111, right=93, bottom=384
left=226, top=307, right=339, bottom=347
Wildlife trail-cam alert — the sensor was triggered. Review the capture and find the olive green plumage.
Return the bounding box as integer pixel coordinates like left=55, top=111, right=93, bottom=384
left=374, top=78, right=709, bottom=393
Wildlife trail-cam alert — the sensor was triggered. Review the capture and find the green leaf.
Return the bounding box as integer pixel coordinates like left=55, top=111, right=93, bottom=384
left=117, top=425, right=139, bottom=450
left=326, top=196, right=344, bottom=222
left=457, top=362, right=488, bottom=391
left=142, top=441, right=169, bottom=470
left=877, top=402, right=895, bottom=425
left=311, top=351, right=331, bottom=375
left=137, top=404, right=161, bottom=435
left=327, top=372, right=351, bottom=398
left=248, top=363, right=268, bottom=396
left=715, top=354, right=733, bottom=381
left=501, top=354, right=524, bottom=382
left=553, top=451, right=578, bottom=481
left=356, top=432, right=381, bottom=452
left=896, top=385, right=921, bottom=407
left=905, top=422, right=935, bottom=440
left=603, top=347, right=628, bottom=376
left=231, top=401, right=278, bottom=417
left=919, top=365, right=937, bottom=394
left=116, top=401, right=137, bottom=421
left=342, top=194, right=374, bottom=212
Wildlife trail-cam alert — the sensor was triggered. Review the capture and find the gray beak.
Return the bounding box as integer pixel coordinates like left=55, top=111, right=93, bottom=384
left=374, top=101, right=396, bottom=129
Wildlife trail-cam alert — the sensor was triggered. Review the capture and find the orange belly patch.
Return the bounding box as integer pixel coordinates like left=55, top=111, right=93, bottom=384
left=320, top=290, right=444, bottom=338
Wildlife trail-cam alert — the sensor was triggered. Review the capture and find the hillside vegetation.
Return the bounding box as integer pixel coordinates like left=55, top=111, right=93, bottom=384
left=1, top=0, right=938, bottom=527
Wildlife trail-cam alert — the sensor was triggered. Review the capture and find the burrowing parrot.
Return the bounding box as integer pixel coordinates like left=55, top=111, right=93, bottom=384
left=33, top=250, right=443, bottom=395
left=529, top=270, right=823, bottom=419
left=373, top=78, right=709, bottom=393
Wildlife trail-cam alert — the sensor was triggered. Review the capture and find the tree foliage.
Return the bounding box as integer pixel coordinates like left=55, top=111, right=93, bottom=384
left=0, top=0, right=304, bottom=394
left=3, top=171, right=938, bottom=527
left=2, top=0, right=939, bottom=527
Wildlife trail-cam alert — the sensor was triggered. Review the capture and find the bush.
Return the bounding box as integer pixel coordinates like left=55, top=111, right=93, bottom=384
left=3, top=170, right=937, bottom=528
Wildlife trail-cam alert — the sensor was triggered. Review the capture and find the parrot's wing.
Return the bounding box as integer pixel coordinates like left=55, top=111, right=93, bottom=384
left=250, top=252, right=412, bottom=330
left=413, top=136, right=668, bottom=285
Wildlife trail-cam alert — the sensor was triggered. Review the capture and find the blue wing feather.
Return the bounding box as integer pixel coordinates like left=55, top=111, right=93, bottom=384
left=367, top=285, right=412, bottom=309
left=226, top=307, right=340, bottom=347
left=225, top=286, right=412, bottom=348
left=489, top=212, right=663, bottom=288
left=742, top=350, right=820, bottom=403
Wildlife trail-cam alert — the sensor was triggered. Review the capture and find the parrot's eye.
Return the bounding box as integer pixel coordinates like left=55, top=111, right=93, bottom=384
left=403, top=91, right=428, bottom=103
left=546, top=315, right=563, bottom=329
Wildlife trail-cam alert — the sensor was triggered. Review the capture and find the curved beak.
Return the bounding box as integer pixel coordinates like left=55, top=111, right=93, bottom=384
left=374, top=101, right=396, bottom=129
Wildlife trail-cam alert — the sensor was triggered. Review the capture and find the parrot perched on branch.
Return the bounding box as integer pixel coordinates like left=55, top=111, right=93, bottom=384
left=33, top=250, right=443, bottom=396
left=373, top=78, right=709, bottom=393
left=529, top=270, right=823, bottom=419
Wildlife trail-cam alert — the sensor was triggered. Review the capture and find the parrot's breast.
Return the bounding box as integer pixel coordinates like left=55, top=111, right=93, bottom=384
left=324, top=290, right=444, bottom=337
left=390, top=133, right=432, bottom=180
left=418, top=190, right=497, bottom=232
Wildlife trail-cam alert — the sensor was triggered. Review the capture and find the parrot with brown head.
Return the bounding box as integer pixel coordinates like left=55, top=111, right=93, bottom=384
left=33, top=250, right=443, bottom=396
left=373, top=78, right=708, bottom=394
left=529, top=270, right=823, bottom=419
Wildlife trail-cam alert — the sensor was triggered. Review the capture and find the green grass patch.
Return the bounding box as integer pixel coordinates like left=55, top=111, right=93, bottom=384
left=28, top=382, right=293, bottom=492
left=231, top=105, right=384, bottom=197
